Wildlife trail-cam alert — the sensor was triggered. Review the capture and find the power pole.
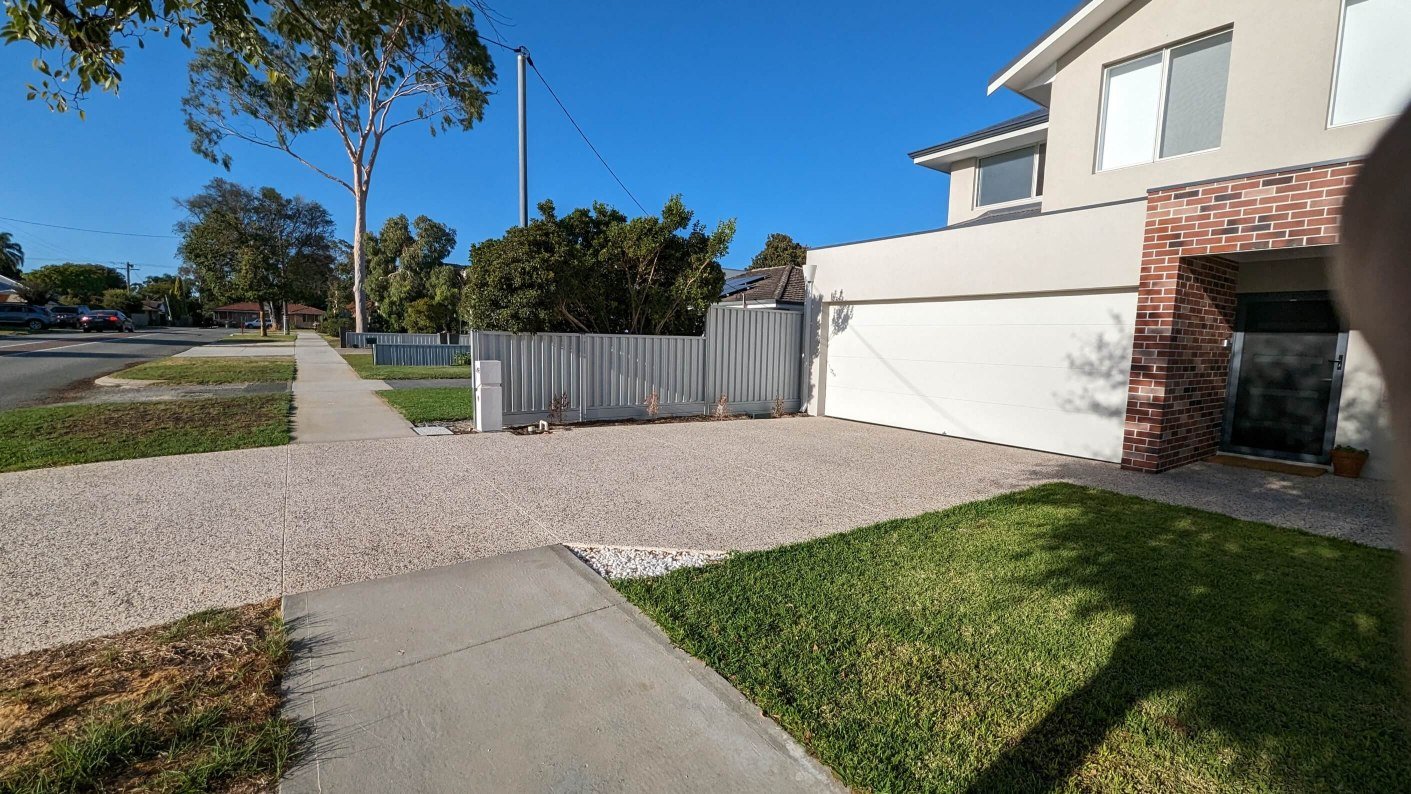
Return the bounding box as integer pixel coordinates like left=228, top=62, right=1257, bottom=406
left=122, top=262, right=140, bottom=292
left=517, top=46, right=530, bottom=227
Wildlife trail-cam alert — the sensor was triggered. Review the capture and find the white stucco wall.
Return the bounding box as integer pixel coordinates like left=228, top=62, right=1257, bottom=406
left=804, top=200, right=1145, bottom=415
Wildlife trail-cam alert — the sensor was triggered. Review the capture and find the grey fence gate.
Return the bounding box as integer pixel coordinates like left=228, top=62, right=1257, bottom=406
left=469, top=305, right=802, bottom=425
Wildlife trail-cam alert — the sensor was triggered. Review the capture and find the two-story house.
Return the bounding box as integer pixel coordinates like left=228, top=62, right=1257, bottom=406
left=805, top=0, right=1410, bottom=478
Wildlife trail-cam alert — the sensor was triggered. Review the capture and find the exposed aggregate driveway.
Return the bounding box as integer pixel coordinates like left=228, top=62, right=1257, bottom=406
left=0, top=417, right=1395, bottom=655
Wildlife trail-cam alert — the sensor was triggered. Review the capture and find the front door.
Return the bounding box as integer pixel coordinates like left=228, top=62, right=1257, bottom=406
left=1222, top=292, right=1347, bottom=463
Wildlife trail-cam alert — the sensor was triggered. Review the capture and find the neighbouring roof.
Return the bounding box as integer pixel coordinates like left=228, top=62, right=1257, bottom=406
left=0, top=274, right=20, bottom=291
left=214, top=301, right=325, bottom=315
left=719, top=265, right=806, bottom=306
left=908, top=109, right=1049, bottom=161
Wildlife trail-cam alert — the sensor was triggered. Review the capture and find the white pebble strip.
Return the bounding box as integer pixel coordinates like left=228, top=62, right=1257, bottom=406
left=567, top=544, right=728, bottom=580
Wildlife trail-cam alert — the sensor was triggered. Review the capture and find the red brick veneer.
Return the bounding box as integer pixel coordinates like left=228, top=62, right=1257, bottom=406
left=1122, top=160, right=1361, bottom=472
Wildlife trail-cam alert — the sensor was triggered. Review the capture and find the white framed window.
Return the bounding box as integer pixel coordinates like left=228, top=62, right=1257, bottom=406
left=1330, top=0, right=1411, bottom=127
left=975, top=144, right=1045, bottom=208
left=1097, top=29, right=1233, bottom=171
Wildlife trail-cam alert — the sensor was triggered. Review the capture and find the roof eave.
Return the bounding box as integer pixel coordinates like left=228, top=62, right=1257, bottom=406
left=986, top=0, right=1133, bottom=97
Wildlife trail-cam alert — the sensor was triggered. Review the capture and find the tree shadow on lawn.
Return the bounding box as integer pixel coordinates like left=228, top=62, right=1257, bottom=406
left=964, top=483, right=1409, bottom=792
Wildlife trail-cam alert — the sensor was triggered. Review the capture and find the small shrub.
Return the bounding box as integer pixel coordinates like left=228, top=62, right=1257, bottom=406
left=547, top=392, right=571, bottom=424
left=713, top=393, right=729, bottom=419
left=644, top=390, right=661, bottom=418
left=451, top=352, right=472, bottom=367
left=318, top=314, right=352, bottom=339
left=771, top=396, right=786, bottom=418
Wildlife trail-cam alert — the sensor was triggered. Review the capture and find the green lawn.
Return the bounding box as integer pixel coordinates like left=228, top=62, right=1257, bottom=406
left=616, top=483, right=1410, bottom=792
left=339, top=351, right=470, bottom=380
left=0, top=394, right=293, bottom=472
left=379, top=387, right=474, bottom=423
left=216, top=332, right=298, bottom=344
left=118, top=356, right=295, bottom=384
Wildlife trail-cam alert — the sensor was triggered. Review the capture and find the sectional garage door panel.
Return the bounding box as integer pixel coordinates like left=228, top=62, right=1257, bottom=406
left=823, top=292, right=1137, bottom=462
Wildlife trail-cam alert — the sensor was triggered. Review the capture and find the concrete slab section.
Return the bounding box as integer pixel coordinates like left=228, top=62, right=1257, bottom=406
left=281, top=546, right=841, bottom=793
left=290, top=333, right=414, bottom=443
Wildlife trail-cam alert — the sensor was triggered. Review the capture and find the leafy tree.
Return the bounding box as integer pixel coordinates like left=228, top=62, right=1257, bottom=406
left=139, top=274, right=195, bottom=322
left=463, top=196, right=734, bottom=336
left=364, top=215, right=462, bottom=332
left=14, top=282, right=52, bottom=305
left=0, top=232, right=23, bottom=278
left=22, top=262, right=124, bottom=303
left=4, top=0, right=497, bottom=111
left=747, top=233, right=806, bottom=271
left=100, top=287, right=142, bottom=313
left=181, top=0, right=495, bottom=333
left=175, top=178, right=338, bottom=335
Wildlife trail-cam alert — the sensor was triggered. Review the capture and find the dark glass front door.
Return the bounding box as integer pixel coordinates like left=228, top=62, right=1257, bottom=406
left=1222, top=293, right=1345, bottom=462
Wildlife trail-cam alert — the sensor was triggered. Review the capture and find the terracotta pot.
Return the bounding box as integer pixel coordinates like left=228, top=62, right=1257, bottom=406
left=1331, top=449, right=1369, bottom=478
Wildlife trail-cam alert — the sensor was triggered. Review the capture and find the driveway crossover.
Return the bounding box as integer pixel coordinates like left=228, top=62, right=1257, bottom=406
left=0, top=418, right=1395, bottom=655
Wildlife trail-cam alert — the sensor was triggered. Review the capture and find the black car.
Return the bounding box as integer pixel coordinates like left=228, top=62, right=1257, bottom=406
left=0, top=303, right=53, bottom=331
left=48, top=304, right=89, bottom=328
left=79, top=310, right=136, bottom=333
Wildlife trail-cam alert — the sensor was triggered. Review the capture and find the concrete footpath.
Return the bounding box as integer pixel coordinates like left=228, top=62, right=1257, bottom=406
left=291, top=333, right=414, bottom=443
left=281, top=545, right=841, bottom=793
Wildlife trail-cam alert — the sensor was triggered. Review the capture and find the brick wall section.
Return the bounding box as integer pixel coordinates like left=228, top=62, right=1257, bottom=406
left=1122, top=160, right=1362, bottom=472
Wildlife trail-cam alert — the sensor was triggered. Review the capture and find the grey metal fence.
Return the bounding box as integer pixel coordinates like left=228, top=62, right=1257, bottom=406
left=469, top=305, right=802, bottom=425
left=372, top=343, right=473, bottom=367
left=343, top=332, right=442, bottom=348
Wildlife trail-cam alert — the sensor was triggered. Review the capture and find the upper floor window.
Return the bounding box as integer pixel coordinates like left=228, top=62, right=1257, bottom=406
left=976, top=145, right=1045, bottom=207
left=1330, top=0, right=1411, bottom=127
left=1097, top=30, right=1233, bottom=171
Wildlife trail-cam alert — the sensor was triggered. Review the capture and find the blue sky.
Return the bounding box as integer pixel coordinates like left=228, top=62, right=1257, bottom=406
left=0, top=1, right=1059, bottom=279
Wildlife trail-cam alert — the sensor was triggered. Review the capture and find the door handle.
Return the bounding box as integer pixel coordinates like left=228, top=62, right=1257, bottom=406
left=1328, top=354, right=1345, bottom=371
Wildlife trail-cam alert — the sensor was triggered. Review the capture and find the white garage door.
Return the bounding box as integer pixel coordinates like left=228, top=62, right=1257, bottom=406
left=822, top=291, right=1137, bottom=462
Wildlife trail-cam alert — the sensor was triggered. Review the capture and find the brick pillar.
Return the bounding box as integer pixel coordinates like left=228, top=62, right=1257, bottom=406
left=1121, top=160, right=1360, bottom=472
left=1123, top=256, right=1238, bottom=471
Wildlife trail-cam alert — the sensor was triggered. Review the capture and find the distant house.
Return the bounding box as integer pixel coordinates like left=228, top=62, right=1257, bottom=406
left=718, top=265, right=805, bottom=311
left=0, top=274, right=22, bottom=303
left=213, top=301, right=326, bottom=328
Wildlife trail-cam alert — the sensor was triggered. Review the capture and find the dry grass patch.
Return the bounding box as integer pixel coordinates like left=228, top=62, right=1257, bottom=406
left=118, top=357, right=294, bottom=385
left=0, top=601, right=299, bottom=793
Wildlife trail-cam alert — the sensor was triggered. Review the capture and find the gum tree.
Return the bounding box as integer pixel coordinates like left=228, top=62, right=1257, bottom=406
left=182, top=0, right=495, bottom=332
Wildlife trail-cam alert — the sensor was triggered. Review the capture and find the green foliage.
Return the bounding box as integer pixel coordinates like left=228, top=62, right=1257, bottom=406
left=118, top=356, right=295, bottom=385
left=463, top=196, right=734, bottom=336
left=0, top=231, right=23, bottom=278
left=99, top=288, right=142, bottom=313
left=318, top=313, right=353, bottom=339
left=175, top=178, right=338, bottom=317
left=364, top=215, right=462, bottom=332
left=21, top=262, right=124, bottom=304
left=747, top=232, right=806, bottom=271
left=618, top=484, right=1409, bottom=792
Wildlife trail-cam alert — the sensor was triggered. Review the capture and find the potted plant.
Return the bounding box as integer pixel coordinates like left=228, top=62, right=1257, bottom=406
left=1331, top=445, right=1370, bottom=478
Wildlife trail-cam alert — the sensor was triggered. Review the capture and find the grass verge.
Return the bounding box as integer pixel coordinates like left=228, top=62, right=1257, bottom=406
left=339, top=351, right=470, bottom=380
left=215, top=333, right=298, bottom=344
left=118, top=356, right=295, bottom=385
left=0, top=394, right=292, bottom=472
left=616, top=483, right=1410, bottom=792
left=378, top=387, right=474, bottom=423
left=0, top=601, right=301, bottom=793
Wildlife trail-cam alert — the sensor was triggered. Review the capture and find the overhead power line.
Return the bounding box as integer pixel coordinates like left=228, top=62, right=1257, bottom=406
left=527, top=59, right=649, bottom=215
left=0, top=214, right=178, bottom=239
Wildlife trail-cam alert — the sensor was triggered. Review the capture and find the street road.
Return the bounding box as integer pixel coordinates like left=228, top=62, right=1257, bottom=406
left=0, top=327, right=229, bottom=410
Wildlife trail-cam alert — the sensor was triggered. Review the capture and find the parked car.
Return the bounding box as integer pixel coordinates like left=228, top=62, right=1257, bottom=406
left=242, top=318, right=273, bottom=329
left=0, top=303, right=54, bottom=331
left=47, top=304, right=90, bottom=328
left=79, top=310, right=136, bottom=333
